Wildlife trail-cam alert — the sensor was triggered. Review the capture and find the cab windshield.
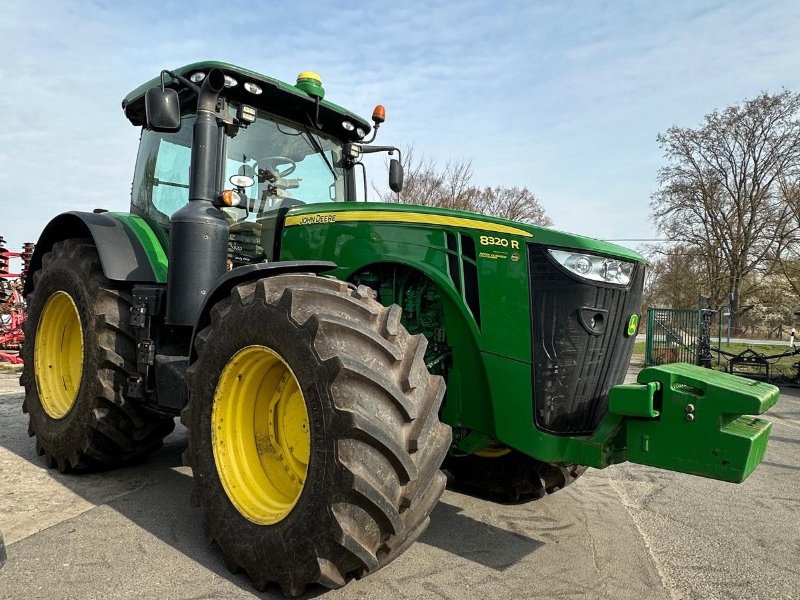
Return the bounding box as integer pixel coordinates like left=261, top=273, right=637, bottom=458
left=222, top=107, right=346, bottom=222
left=131, top=105, right=346, bottom=227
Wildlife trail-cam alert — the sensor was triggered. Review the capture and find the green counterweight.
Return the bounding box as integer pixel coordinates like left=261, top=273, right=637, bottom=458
left=621, top=363, right=777, bottom=482
left=557, top=363, right=778, bottom=482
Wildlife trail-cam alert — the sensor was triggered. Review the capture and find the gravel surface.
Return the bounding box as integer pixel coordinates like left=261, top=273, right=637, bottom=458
left=0, top=366, right=798, bottom=600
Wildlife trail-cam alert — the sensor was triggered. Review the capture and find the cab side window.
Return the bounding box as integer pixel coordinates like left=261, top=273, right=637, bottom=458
left=131, top=115, right=195, bottom=225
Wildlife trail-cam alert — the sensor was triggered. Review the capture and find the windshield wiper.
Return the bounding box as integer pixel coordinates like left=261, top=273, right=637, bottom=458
left=304, top=119, right=338, bottom=181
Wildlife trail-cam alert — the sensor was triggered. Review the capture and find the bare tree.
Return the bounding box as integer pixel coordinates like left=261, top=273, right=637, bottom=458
left=739, top=272, right=796, bottom=337
left=379, top=145, right=477, bottom=209
left=772, top=176, right=800, bottom=295
left=479, top=186, right=552, bottom=226
left=642, top=244, right=710, bottom=309
left=652, top=90, right=800, bottom=331
left=379, top=145, right=552, bottom=226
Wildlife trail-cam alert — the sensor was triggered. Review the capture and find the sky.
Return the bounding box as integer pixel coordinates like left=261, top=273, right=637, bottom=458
left=1, top=0, right=799, bottom=256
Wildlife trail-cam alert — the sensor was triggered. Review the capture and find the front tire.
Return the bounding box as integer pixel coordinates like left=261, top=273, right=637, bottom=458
left=183, top=274, right=451, bottom=596
left=20, top=238, right=175, bottom=472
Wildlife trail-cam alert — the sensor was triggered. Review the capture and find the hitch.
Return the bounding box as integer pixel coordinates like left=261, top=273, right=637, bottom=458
left=606, top=363, right=779, bottom=483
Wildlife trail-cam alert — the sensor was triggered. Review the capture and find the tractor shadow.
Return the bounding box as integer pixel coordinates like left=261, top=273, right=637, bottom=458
left=422, top=500, right=543, bottom=570
left=0, top=382, right=543, bottom=598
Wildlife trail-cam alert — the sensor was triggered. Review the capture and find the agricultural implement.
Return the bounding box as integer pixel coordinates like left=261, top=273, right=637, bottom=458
left=0, top=238, right=32, bottom=364
left=712, top=343, right=800, bottom=384
left=20, top=62, right=778, bottom=595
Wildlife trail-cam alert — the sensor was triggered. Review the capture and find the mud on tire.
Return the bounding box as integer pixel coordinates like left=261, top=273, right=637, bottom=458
left=20, top=238, right=175, bottom=472
left=183, top=274, right=452, bottom=596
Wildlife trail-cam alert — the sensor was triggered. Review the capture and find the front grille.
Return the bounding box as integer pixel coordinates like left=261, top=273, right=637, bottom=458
left=529, top=245, right=644, bottom=435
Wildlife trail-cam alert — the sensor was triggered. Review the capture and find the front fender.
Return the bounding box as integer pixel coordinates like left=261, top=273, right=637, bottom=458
left=24, top=211, right=167, bottom=295
left=189, top=261, right=337, bottom=361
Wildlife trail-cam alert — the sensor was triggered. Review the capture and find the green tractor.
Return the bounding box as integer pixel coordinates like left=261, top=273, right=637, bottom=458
left=21, top=62, right=778, bottom=595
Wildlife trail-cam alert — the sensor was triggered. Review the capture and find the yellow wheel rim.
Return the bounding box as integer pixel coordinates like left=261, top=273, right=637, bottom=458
left=34, top=291, right=84, bottom=419
left=475, top=445, right=512, bottom=458
left=212, top=345, right=310, bottom=525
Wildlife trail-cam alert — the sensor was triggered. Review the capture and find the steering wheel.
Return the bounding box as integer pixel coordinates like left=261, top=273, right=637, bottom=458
left=254, top=156, right=297, bottom=178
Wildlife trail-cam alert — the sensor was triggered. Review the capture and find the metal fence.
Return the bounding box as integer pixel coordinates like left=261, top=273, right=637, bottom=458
left=645, top=308, right=714, bottom=366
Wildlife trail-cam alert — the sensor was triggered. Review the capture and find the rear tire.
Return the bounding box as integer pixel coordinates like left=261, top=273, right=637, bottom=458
left=444, top=451, right=586, bottom=504
left=183, top=274, right=451, bottom=596
left=20, top=238, right=175, bottom=472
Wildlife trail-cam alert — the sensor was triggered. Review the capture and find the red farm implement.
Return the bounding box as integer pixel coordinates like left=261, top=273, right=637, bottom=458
left=0, top=237, right=33, bottom=364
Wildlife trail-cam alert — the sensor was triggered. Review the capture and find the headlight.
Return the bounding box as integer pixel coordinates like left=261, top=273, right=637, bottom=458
left=548, top=249, right=635, bottom=286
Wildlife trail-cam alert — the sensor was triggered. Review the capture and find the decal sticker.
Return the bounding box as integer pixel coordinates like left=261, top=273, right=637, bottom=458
left=479, top=235, right=519, bottom=249
left=296, top=213, right=337, bottom=225
left=284, top=211, right=534, bottom=237
left=479, top=251, right=509, bottom=260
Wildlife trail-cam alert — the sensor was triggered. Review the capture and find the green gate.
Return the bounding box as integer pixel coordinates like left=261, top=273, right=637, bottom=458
left=645, top=308, right=712, bottom=366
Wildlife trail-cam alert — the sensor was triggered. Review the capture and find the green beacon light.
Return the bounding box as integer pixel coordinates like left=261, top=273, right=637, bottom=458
left=296, top=71, right=325, bottom=100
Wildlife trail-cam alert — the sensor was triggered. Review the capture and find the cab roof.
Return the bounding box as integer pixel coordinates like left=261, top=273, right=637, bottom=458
left=121, top=60, right=371, bottom=141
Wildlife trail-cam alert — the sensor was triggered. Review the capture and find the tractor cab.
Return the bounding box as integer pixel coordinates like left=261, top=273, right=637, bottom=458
left=122, top=62, right=384, bottom=263
left=130, top=105, right=348, bottom=224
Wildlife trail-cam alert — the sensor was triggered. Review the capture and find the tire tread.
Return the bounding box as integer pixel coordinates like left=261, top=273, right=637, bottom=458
left=184, top=274, right=451, bottom=596
left=21, top=238, right=174, bottom=472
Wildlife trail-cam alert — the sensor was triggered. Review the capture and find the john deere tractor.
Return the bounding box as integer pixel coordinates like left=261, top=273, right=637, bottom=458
left=21, top=62, right=778, bottom=596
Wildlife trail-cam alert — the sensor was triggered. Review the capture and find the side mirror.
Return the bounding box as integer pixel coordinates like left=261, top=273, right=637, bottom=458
left=145, top=86, right=181, bottom=132
left=389, top=158, right=404, bottom=193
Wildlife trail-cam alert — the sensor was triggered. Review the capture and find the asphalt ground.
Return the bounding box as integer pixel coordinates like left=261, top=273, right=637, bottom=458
left=0, top=365, right=798, bottom=600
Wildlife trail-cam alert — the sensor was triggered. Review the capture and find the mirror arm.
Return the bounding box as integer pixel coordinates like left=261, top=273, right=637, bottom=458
left=347, top=145, right=403, bottom=197
left=358, top=144, right=399, bottom=156
left=161, top=69, right=202, bottom=96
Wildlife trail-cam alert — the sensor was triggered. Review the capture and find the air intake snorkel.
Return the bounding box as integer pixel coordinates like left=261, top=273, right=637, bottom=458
left=164, top=68, right=230, bottom=328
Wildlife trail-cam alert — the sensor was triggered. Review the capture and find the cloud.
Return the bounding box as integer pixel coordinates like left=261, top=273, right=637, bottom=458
left=0, top=0, right=798, bottom=253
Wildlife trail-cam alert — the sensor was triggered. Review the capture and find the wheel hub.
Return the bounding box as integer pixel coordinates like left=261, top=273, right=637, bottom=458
left=34, top=291, right=83, bottom=419
left=212, top=345, right=310, bottom=525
